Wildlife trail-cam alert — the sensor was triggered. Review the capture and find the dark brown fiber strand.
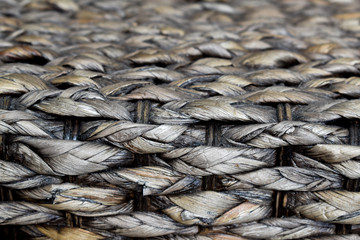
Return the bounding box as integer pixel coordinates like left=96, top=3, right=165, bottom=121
left=202, top=121, right=219, bottom=191
left=134, top=100, right=151, bottom=212
left=0, top=95, right=17, bottom=240
left=273, top=103, right=292, bottom=218
left=348, top=120, right=360, bottom=193
left=63, top=118, right=81, bottom=228
left=338, top=119, right=360, bottom=234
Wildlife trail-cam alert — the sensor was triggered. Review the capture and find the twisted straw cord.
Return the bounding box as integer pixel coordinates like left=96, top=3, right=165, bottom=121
left=84, top=121, right=197, bottom=154
left=303, top=144, right=360, bottom=179
left=294, top=99, right=360, bottom=122
left=85, top=212, right=198, bottom=238
left=159, top=190, right=272, bottom=226
left=0, top=159, right=62, bottom=189
left=289, top=191, right=360, bottom=224
left=222, top=166, right=343, bottom=191
left=223, top=121, right=348, bottom=148
left=84, top=119, right=348, bottom=154
left=151, top=98, right=277, bottom=124
left=85, top=165, right=341, bottom=194
left=160, top=146, right=276, bottom=176
left=16, top=87, right=133, bottom=120
left=0, top=110, right=58, bottom=138
left=20, top=183, right=132, bottom=217
left=305, top=235, right=360, bottom=240
left=0, top=73, right=48, bottom=94
left=151, top=218, right=340, bottom=239
left=0, top=202, right=62, bottom=225
left=155, top=234, right=360, bottom=240
left=24, top=225, right=104, bottom=240
left=83, top=166, right=201, bottom=195
left=228, top=217, right=335, bottom=240
left=9, top=136, right=133, bottom=175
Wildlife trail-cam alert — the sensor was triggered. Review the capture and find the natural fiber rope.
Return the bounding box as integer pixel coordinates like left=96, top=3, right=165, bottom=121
left=0, top=0, right=360, bottom=239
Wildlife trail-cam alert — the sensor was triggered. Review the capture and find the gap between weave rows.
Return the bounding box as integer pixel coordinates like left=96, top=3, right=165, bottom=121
left=273, top=103, right=292, bottom=218
left=135, top=100, right=151, bottom=213
left=64, top=118, right=81, bottom=228
left=0, top=95, right=17, bottom=239
left=339, top=119, right=360, bottom=234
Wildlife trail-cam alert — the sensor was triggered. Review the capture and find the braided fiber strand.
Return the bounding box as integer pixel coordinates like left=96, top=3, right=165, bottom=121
left=0, top=0, right=359, bottom=239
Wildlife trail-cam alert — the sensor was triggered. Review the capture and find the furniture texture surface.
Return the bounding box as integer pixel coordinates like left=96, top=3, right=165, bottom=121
left=0, top=0, right=360, bottom=239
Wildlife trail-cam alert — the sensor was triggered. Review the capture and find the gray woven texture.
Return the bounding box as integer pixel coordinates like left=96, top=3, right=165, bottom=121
left=0, top=0, right=360, bottom=239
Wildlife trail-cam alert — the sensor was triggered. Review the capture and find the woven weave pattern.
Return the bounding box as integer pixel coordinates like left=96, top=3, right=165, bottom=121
left=0, top=0, right=360, bottom=239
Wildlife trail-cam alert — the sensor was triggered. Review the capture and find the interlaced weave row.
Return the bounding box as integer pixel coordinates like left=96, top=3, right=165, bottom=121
left=0, top=0, right=360, bottom=239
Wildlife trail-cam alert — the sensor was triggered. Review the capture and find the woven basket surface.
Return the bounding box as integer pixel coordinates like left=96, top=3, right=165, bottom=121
left=1, top=0, right=360, bottom=239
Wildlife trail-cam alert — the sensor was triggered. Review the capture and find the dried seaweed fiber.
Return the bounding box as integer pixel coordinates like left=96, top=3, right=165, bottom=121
left=1, top=0, right=360, bottom=239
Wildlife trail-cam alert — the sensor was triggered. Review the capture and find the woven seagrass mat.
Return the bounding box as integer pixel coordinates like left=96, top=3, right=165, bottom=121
left=1, top=0, right=360, bottom=239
